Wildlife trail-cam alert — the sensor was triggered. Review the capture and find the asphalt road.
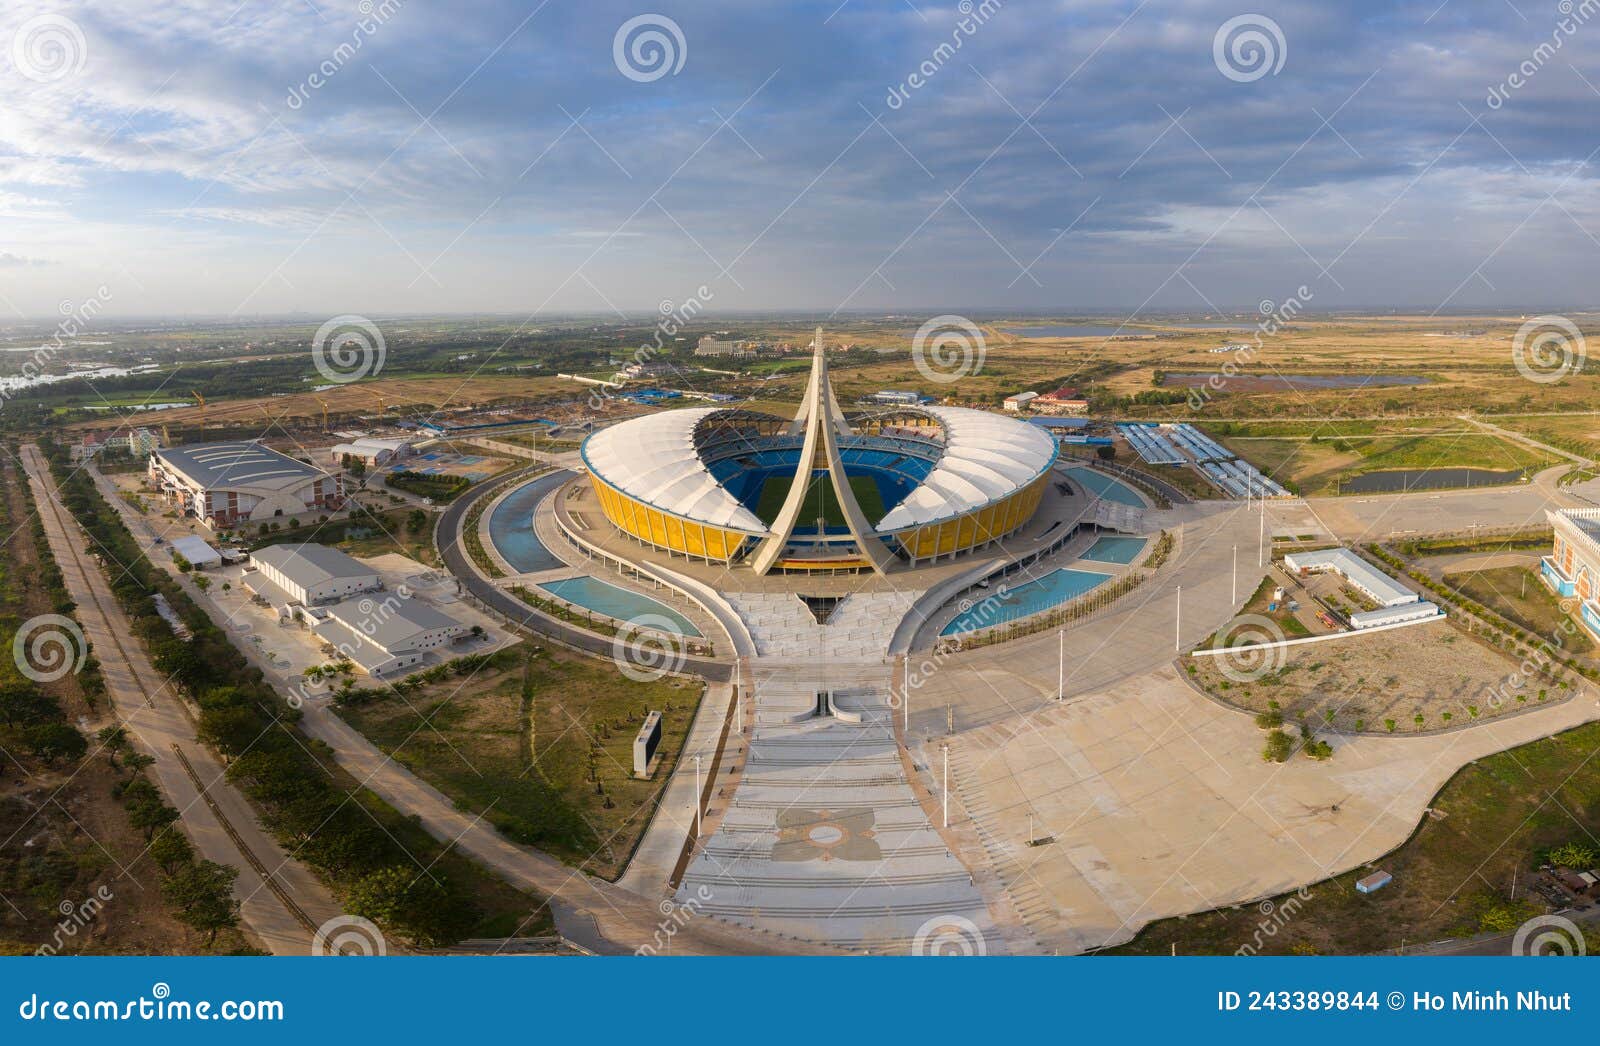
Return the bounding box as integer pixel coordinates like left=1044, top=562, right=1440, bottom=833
left=433, top=466, right=732, bottom=682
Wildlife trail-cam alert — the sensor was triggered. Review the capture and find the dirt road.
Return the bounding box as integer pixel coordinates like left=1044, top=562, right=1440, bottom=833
left=21, top=444, right=343, bottom=955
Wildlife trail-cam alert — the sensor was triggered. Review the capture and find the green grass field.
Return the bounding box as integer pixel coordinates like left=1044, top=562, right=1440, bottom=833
left=753, top=472, right=886, bottom=526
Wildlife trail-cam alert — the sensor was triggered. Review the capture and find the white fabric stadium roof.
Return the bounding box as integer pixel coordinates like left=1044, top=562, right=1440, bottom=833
left=584, top=404, right=1056, bottom=536
left=874, top=407, right=1056, bottom=531
left=582, top=408, right=768, bottom=532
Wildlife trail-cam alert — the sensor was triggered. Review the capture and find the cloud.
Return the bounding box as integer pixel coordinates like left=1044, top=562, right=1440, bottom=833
left=0, top=0, right=1597, bottom=313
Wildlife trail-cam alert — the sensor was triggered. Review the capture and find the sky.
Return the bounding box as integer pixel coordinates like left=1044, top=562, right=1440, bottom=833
left=1, top=0, right=1598, bottom=318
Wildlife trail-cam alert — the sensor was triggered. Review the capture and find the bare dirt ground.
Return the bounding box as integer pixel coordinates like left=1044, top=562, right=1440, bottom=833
left=1190, top=619, right=1568, bottom=734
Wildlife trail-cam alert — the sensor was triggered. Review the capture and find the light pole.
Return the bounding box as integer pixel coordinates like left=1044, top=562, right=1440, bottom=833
left=1057, top=628, right=1064, bottom=701
left=1175, top=585, right=1182, bottom=653
left=942, top=745, right=950, bottom=828
left=1257, top=494, right=1265, bottom=567
left=902, top=652, right=910, bottom=734
left=734, top=660, right=743, bottom=735
left=693, top=754, right=703, bottom=837
left=1232, top=544, right=1238, bottom=606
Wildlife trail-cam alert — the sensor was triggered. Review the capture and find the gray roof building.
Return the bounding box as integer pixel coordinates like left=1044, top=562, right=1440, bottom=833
left=154, top=442, right=328, bottom=492
left=250, top=543, right=373, bottom=587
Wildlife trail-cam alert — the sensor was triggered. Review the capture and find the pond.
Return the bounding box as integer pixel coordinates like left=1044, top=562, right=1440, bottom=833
left=1060, top=466, right=1145, bottom=507
left=999, top=324, right=1127, bottom=338
left=538, top=576, right=702, bottom=637
left=1078, top=535, right=1147, bottom=565
left=1340, top=468, right=1526, bottom=494
left=940, top=567, right=1113, bottom=636
left=487, top=471, right=570, bottom=573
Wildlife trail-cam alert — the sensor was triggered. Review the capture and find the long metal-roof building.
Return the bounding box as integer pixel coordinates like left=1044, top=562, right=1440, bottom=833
left=149, top=441, right=343, bottom=529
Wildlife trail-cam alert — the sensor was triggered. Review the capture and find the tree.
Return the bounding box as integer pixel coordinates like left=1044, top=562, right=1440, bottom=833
left=123, top=775, right=180, bottom=837
left=0, top=683, right=59, bottom=726
left=1261, top=729, right=1294, bottom=763
left=1548, top=842, right=1597, bottom=869
left=407, top=509, right=427, bottom=532
left=198, top=705, right=267, bottom=757
left=345, top=865, right=475, bottom=947
left=161, top=860, right=240, bottom=946
left=24, top=722, right=87, bottom=764
left=96, top=725, right=128, bottom=769
left=148, top=826, right=195, bottom=873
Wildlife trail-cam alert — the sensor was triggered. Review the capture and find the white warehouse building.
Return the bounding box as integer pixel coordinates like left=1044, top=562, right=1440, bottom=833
left=245, top=543, right=382, bottom=609
left=308, top=596, right=468, bottom=678
left=330, top=437, right=416, bottom=468
left=1282, top=547, right=1418, bottom=607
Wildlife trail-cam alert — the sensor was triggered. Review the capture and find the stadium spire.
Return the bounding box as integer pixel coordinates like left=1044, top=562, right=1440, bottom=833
left=750, top=327, right=895, bottom=575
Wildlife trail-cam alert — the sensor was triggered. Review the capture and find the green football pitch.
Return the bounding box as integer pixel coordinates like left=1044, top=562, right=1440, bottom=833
left=753, top=473, right=886, bottom=527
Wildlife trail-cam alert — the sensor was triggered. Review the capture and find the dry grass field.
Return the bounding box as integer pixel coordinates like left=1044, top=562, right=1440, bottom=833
left=1189, top=618, right=1567, bottom=734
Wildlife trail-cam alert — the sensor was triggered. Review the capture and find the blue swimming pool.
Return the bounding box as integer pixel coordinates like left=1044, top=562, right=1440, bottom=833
left=487, top=471, right=570, bottom=573
left=1079, top=535, right=1147, bottom=565
left=940, top=567, right=1113, bottom=636
left=539, top=576, right=702, bottom=637
left=1062, top=466, right=1144, bottom=507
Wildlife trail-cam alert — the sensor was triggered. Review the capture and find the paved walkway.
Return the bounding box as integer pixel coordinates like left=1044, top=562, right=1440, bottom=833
left=941, top=663, right=1600, bottom=954
left=23, top=446, right=343, bottom=955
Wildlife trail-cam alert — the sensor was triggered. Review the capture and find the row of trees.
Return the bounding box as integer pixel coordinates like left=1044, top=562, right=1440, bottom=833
left=41, top=439, right=483, bottom=948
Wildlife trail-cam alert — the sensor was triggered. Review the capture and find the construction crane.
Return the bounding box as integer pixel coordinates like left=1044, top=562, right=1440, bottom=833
left=189, top=390, right=206, bottom=430
left=314, top=395, right=331, bottom=431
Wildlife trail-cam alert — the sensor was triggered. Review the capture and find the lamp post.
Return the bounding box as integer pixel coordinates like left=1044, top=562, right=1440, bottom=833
left=1175, top=585, right=1182, bottom=653
left=1232, top=544, right=1238, bottom=606
left=902, top=652, right=910, bottom=734
left=1057, top=628, right=1064, bottom=701
left=693, top=754, right=702, bottom=837
left=942, top=745, right=950, bottom=828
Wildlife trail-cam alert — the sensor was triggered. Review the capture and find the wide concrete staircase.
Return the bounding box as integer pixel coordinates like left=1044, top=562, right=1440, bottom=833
left=676, top=667, right=999, bottom=953
left=725, top=590, right=919, bottom=662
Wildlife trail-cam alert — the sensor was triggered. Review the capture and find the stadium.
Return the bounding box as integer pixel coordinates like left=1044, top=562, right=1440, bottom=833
left=580, top=329, right=1056, bottom=574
